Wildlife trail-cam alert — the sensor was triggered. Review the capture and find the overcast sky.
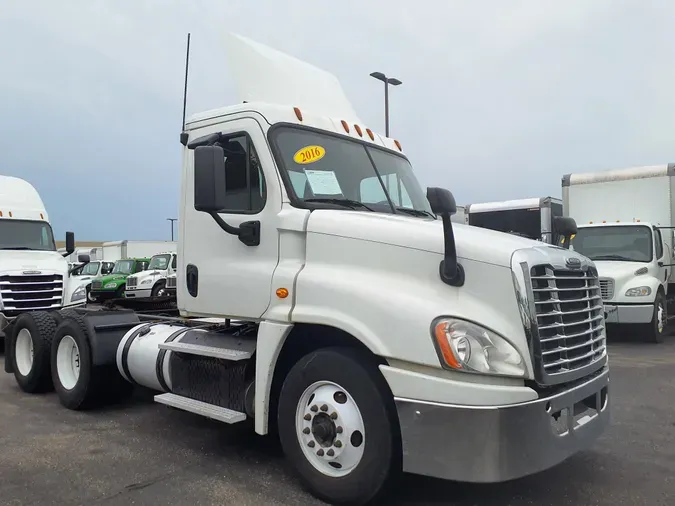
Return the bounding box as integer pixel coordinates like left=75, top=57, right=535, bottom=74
left=1, top=0, right=673, bottom=240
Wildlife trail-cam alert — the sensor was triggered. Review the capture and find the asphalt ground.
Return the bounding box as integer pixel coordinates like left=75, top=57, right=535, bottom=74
left=1, top=335, right=674, bottom=506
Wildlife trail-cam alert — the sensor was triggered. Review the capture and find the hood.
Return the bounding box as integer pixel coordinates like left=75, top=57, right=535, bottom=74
left=306, top=210, right=551, bottom=267
left=94, top=274, right=128, bottom=284
left=0, top=250, right=68, bottom=275
left=592, top=260, right=651, bottom=279
left=130, top=270, right=163, bottom=282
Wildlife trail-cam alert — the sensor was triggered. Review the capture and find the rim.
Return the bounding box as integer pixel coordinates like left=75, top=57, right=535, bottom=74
left=56, top=335, right=81, bottom=390
left=657, top=301, right=665, bottom=333
left=156, top=287, right=166, bottom=297
left=295, top=380, right=366, bottom=478
left=15, top=328, right=34, bottom=377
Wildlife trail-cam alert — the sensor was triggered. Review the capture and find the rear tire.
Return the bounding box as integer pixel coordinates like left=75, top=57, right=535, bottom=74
left=10, top=312, right=57, bottom=393
left=643, top=291, right=666, bottom=343
left=277, top=347, right=400, bottom=505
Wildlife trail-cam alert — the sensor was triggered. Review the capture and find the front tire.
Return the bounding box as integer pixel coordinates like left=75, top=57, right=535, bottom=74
left=10, top=312, right=57, bottom=393
left=152, top=280, right=166, bottom=298
left=644, top=291, right=666, bottom=343
left=277, top=347, right=400, bottom=505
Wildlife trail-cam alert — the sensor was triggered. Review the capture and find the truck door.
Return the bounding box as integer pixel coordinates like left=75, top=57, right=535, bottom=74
left=654, top=227, right=669, bottom=291
left=181, top=117, right=281, bottom=320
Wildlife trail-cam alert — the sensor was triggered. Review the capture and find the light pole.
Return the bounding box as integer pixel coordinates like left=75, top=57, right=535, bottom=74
left=167, top=218, right=177, bottom=241
left=370, top=71, right=402, bottom=137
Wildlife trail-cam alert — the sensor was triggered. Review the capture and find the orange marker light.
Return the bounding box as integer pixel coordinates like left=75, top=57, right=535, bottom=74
left=433, top=321, right=462, bottom=370
left=366, top=128, right=375, bottom=141
left=293, top=107, right=303, bottom=121
left=341, top=120, right=350, bottom=133
left=276, top=287, right=289, bottom=299
left=354, top=124, right=363, bottom=137
left=394, top=139, right=402, bottom=151
left=0, top=211, right=3, bottom=217
left=8, top=212, right=12, bottom=217
left=40, top=213, right=44, bottom=219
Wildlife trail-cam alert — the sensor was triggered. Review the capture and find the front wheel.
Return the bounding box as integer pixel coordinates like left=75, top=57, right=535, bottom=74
left=643, top=291, right=667, bottom=343
left=152, top=280, right=167, bottom=298
left=277, top=347, right=400, bottom=505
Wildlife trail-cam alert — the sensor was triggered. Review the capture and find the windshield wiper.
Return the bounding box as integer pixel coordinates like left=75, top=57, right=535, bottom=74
left=304, top=198, right=375, bottom=211
left=591, top=254, right=635, bottom=261
left=395, top=207, right=435, bottom=218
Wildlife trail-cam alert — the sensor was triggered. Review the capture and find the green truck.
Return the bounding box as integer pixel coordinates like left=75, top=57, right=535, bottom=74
left=88, top=257, right=150, bottom=302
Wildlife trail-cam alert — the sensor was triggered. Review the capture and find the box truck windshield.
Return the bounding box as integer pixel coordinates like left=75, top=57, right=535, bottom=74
left=567, top=225, right=653, bottom=263
left=147, top=254, right=171, bottom=270
left=0, top=219, right=56, bottom=251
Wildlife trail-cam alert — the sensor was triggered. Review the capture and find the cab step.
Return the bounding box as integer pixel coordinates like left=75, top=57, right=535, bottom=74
left=154, top=393, right=246, bottom=424
left=157, top=329, right=255, bottom=361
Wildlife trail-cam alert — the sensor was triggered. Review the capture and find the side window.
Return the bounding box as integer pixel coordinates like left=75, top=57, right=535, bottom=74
left=216, top=134, right=266, bottom=213
left=134, top=261, right=147, bottom=273
left=655, top=228, right=664, bottom=259
left=171, top=255, right=177, bottom=269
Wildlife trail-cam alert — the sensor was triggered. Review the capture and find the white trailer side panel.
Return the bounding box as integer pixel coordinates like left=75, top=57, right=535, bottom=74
left=102, top=242, right=124, bottom=262
left=123, top=241, right=177, bottom=259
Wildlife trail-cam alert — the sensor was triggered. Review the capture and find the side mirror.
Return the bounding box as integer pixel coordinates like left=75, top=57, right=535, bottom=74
left=194, top=146, right=228, bottom=212
left=553, top=217, right=577, bottom=249
left=78, top=254, right=90, bottom=263
left=63, top=231, right=75, bottom=257
left=426, top=187, right=464, bottom=287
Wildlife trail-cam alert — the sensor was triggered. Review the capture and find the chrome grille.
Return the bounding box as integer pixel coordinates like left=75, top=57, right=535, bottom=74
left=92, top=280, right=103, bottom=290
left=599, top=279, right=614, bottom=300
left=127, top=276, right=137, bottom=288
left=166, top=276, right=176, bottom=288
left=0, top=274, right=63, bottom=316
left=530, top=265, right=606, bottom=380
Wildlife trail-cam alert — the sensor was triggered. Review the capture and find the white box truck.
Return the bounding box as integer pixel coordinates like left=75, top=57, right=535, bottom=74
left=0, top=175, right=90, bottom=346
left=466, top=197, right=563, bottom=242
left=125, top=250, right=178, bottom=298
left=562, top=164, right=675, bottom=342
left=102, top=240, right=176, bottom=260
left=4, top=34, right=610, bottom=505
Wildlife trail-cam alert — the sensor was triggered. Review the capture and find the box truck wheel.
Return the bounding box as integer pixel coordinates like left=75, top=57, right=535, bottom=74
left=10, top=312, right=57, bottom=393
left=277, top=347, right=400, bottom=505
left=152, top=280, right=166, bottom=297
left=644, top=291, right=667, bottom=343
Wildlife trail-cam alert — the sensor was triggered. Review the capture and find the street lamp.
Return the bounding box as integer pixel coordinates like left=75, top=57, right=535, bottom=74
left=167, top=218, right=177, bottom=241
left=370, top=71, right=402, bottom=137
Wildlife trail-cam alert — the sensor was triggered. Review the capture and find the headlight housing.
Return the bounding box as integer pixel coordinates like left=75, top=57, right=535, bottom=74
left=141, top=278, right=153, bottom=285
left=104, top=282, right=118, bottom=289
left=625, top=286, right=651, bottom=297
left=431, top=318, right=527, bottom=378
left=71, top=285, right=86, bottom=302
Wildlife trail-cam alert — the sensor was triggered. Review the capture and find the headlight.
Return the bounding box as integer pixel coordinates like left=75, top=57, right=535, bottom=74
left=625, top=286, right=651, bottom=297
left=104, top=282, right=118, bottom=289
left=71, top=285, right=86, bottom=302
left=431, top=318, right=527, bottom=378
left=141, top=279, right=153, bottom=285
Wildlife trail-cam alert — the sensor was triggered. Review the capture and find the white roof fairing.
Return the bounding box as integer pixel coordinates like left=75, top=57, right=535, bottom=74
left=222, top=33, right=362, bottom=124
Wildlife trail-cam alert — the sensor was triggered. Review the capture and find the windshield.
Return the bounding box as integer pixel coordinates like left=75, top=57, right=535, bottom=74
left=80, top=262, right=100, bottom=276
left=112, top=260, right=135, bottom=274
left=567, top=225, right=653, bottom=262
left=0, top=219, right=56, bottom=251
left=148, top=254, right=171, bottom=270
left=270, top=126, right=433, bottom=216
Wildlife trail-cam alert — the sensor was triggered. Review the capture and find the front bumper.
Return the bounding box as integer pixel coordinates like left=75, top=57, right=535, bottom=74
left=395, top=366, right=610, bottom=483
left=603, top=303, right=653, bottom=324
left=125, top=288, right=152, bottom=298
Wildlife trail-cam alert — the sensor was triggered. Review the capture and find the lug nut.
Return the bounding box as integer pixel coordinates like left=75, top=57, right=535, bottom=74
left=327, top=449, right=335, bottom=457
left=330, top=412, right=338, bottom=420
left=304, top=414, right=311, bottom=421
left=308, top=441, right=315, bottom=448
left=334, top=440, right=343, bottom=448
left=310, top=405, right=318, bottom=412
left=317, top=449, right=324, bottom=456
left=303, top=428, right=310, bottom=434
left=320, top=404, right=328, bottom=412
left=336, top=426, right=343, bottom=434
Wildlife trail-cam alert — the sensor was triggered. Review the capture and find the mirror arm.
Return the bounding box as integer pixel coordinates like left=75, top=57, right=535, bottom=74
left=208, top=212, right=261, bottom=247
left=438, top=214, right=465, bottom=287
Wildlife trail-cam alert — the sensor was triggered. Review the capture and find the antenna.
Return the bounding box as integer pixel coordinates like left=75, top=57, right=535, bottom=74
left=181, top=32, right=191, bottom=132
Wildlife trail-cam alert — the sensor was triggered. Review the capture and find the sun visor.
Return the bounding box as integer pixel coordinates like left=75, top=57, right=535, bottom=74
left=223, top=32, right=362, bottom=124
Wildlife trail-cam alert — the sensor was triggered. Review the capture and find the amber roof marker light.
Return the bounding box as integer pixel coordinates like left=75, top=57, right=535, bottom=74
left=370, top=71, right=402, bottom=137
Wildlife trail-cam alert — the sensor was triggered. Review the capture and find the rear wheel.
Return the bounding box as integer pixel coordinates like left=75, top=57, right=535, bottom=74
left=277, top=347, right=400, bottom=505
left=10, top=312, right=57, bottom=393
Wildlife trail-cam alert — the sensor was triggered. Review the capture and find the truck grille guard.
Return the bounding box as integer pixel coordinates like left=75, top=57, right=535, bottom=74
left=511, top=248, right=608, bottom=386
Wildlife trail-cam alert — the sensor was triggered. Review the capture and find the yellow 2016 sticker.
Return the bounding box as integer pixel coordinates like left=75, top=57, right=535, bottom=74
left=293, top=145, right=326, bottom=165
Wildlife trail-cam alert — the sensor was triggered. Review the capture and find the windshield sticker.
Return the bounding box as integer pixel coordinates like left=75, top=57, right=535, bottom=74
left=304, top=170, right=343, bottom=195
left=293, top=145, right=326, bottom=165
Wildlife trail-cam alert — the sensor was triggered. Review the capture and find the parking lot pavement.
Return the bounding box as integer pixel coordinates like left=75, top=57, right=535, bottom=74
left=1, top=338, right=675, bottom=506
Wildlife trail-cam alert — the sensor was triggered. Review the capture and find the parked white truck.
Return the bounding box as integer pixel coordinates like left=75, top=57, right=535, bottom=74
left=562, top=163, right=675, bottom=342
left=102, top=240, right=175, bottom=261
left=5, top=34, right=610, bottom=505
left=0, top=175, right=90, bottom=347
left=125, top=249, right=178, bottom=298
left=466, top=197, right=563, bottom=242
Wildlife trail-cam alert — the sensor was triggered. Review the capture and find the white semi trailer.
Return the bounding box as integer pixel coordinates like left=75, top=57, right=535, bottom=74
left=562, top=163, right=675, bottom=342
left=4, top=34, right=610, bottom=505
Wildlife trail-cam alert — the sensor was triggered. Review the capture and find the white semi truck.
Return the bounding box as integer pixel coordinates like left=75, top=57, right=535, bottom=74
left=4, top=34, right=610, bottom=505
left=125, top=250, right=178, bottom=298
left=0, top=175, right=90, bottom=347
left=562, top=163, right=675, bottom=342
left=466, top=197, right=563, bottom=242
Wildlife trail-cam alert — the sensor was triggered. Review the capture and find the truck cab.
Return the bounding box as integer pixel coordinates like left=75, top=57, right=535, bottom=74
left=125, top=252, right=177, bottom=298
left=89, top=258, right=150, bottom=301
left=71, top=261, right=115, bottom=302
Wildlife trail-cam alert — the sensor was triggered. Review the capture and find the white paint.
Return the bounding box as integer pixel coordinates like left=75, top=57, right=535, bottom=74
left=14, top=328, right=34, bottom=377
left=468, top=197, right=559, bottom=213
left=568, top=164, right=670, bottom=185
left=56, top=335, right=80, bottom=390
